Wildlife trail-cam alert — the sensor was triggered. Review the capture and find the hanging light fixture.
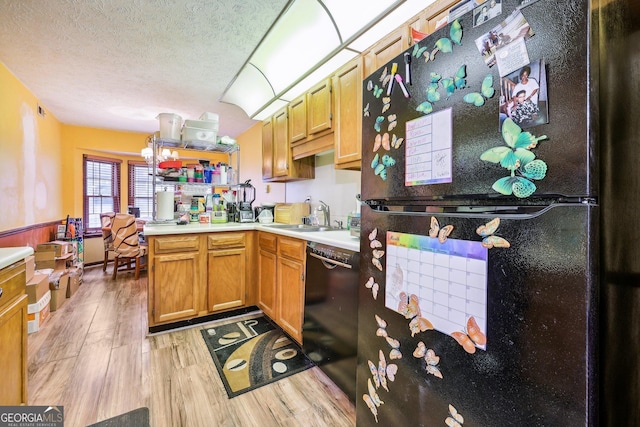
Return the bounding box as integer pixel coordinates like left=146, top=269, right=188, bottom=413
left=140, top=143, right=180, bottom=165
left=220, top=0, right=435, bottom=120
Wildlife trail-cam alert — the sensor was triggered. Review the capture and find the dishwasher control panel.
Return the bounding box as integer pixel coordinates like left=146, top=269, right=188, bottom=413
left=307, top=242, right=357, bottom=265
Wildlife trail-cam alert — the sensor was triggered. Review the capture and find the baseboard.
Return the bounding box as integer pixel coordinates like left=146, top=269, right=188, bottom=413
left=148, top=306, right=261, bottom=334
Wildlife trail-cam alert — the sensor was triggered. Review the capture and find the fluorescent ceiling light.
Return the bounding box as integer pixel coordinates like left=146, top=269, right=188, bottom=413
left=221, top=0, right=434, bottom=119
left=349, top=0, right=437, bottom=51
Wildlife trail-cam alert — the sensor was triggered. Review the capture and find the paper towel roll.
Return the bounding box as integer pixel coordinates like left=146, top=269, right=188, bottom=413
left=156, top=190, right=175, bottom=220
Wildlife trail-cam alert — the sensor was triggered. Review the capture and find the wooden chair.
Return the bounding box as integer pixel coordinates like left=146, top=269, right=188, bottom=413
left=111, top=213, right=148, bottom=280
left=100, top=212, right=116, bottom=272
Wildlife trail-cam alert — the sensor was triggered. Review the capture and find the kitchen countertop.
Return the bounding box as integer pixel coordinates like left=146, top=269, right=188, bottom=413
left=144, top=222, right=360, bottom=252
left=0, top=246, right=34, bottom=270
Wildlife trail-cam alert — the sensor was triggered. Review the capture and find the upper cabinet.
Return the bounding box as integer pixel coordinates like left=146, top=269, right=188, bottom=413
left=290, top=78, right=334, bottom=160
left=263, top=106, right=315, bottom=182
left=273, top=107, right=289, bottom=177
left=333, top=56, right=363, bottom=170
left=262, top=119, right=273, bottom=180
left=408, top=0, right=460, bottom=42
left=288, top=95, right=307, bottom=144
left=260, top=0, right=459, bottom=175
left=306, top=78, right=332, bottom=134
left=363, top=25, right=410, bottom=78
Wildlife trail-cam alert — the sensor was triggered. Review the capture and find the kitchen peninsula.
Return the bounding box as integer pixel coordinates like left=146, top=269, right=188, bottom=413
left=144, top=222, right=358, bottom=341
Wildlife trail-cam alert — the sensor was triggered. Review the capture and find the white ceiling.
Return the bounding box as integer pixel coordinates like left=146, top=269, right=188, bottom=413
left=0, top=0, right=290, bottom=139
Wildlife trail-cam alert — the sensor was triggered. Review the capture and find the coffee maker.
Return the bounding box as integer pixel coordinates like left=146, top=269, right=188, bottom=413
left=236, top=180, right=256, bottom=222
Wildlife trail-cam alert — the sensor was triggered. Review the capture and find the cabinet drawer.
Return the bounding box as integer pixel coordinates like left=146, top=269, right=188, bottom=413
left=154, top=236, right=201, bottom=253
left=208, top=232, right=245, bottom=250
left=258, top=232, right=278, bottom=252
left=0, top=261, right=26, bottom=309
left=278, top=237, right=305, bottom=261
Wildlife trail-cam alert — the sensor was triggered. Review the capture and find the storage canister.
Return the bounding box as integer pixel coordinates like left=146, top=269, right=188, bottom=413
left=157, top=113, right=182, bottom=140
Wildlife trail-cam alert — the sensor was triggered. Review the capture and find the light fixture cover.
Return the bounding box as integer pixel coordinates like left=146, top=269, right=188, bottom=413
left=221, top=0, right=429, bottom=119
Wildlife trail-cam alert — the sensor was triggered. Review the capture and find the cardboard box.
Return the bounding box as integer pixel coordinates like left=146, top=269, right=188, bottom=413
left=50, top=288, right=66, bottom=312
left=37, top=241, right=73, bottom=257
left=25, top=255, right=35, bottom=282
left=36, top=252, right=72, bottom=271
left=26, top=273, right=49, bottom=304
left=48, top=270, right=69, bottom=290
left=27, top=290, right=51, bottom=334
left=66, top=273, right=80, bottom=298
left=35, top=250, right=56, bottom=262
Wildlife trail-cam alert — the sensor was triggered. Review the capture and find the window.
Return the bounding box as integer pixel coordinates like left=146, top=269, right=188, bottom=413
left=128, top=161, right=153, bottom=219
left=83, top=155, right=121, bottom=233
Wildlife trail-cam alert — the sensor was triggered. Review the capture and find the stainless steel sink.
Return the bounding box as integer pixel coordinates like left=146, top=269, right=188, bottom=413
left=262, top=224, right=339, bottom=232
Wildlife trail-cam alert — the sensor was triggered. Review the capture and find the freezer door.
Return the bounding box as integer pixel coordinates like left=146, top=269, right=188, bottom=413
left=356, top=203, right=597, bottom=426
left=361, top=0, right=595, bottom=202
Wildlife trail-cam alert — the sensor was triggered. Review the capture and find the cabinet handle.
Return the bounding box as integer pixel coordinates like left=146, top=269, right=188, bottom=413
left=0, top=287, right=3, bottom=299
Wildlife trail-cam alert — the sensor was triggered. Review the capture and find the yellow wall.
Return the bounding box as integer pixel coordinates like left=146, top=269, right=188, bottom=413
left=0, top=61, right=64, bottom=232
left=1, top=59, right=231, bottom=231
left=61, top=125, right=230, bottom=218
left=61, top=125, right=150, bottom=217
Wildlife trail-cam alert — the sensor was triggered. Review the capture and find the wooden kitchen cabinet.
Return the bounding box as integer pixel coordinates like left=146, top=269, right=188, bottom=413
left=289, top=78, right=334, bottom=161
left=149, top=235, right=203, bottom=325
left=262, top=118, right=273, bottom=180
left=0, top=260, right=28, bottom=405
left=276, top=236, right=306, bottom=343
left=257, top=232, right=278, bottom=319
left=148, top=232, right=257, bottom=329
left=273, top=107, right=289, bottom=178
left=257, top=233, right=306, bottom=343
left=207, top=233, right=246, bottom=312
left=288, top=95, right=307, bottom=144
left=333, top=56, right=363, bottom=170
left=264, top=106, right=315, bottom=182
left=363, top=25, right=410, bottom=78
left=306, top=78, right=332, bottom=134
left=408, top=0, right=460, bottom=41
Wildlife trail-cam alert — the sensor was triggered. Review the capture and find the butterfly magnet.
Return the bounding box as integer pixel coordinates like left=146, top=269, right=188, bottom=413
left=413, top=342, right=443, bottom=379
left=476, top=217, right=510, bottom=249
left=451, top=316, right=487, bottom=354
left=429, top=216, right=454, bottom=243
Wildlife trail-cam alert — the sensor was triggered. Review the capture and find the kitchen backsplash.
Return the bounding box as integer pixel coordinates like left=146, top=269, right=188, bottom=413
left=285, top=152, right=361, bottom=228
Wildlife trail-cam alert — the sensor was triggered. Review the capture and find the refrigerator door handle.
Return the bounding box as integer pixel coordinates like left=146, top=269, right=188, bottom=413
left=366, top=201, right=594, bottom=220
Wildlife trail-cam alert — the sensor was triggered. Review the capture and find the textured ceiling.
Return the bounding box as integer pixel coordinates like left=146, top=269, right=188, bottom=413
left=0, top=0, right=289, bottom=140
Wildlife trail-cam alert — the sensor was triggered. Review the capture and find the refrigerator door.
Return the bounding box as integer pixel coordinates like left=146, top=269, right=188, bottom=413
left=356, top=202, right=597, bottom=426
left=361, top=0, right=595, bottom=203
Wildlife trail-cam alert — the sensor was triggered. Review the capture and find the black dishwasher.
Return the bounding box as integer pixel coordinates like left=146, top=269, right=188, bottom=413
left=302, top=241, right=359, bottom=402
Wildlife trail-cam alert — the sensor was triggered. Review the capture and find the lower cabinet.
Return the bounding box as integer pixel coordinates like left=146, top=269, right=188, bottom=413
left=148, top=231, right=254, bottom=328
left=0, top=260, right=28, bottom=405
left=257, top=232, right=278, bottom=319
left=207, top=233, right=246, bottom=312
left=150, top=236, right=202, bottom=325
left=258, top=232, right=306, bottom=343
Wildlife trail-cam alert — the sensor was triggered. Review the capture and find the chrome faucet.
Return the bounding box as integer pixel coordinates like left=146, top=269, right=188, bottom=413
left=318, top=200, right=331, bottom=227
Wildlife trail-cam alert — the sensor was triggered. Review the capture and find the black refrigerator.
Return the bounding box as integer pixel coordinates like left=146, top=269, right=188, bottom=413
left=356, top=0, right=640, bottom=425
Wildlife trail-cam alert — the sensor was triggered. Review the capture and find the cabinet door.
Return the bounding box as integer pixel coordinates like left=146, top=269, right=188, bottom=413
left=288, top=95, right=307, bottom=143
left=363, top=25, right=410, bottom=78
left=258, top=248, right=278, bottom=319
left=272, top=107, right=289, bottom=177
left=262, top=119, right=273, bottom=180
left=307, top=78, right=332, bottom=134
left=153, top=252, right=200, bottom=324
left=207, top=248, right=246, bottom=312
left=333, top=56, right=363, bottom=170
left=277, top=256, right=305, bottom=343
left=0, top=294, right=27, bottom=405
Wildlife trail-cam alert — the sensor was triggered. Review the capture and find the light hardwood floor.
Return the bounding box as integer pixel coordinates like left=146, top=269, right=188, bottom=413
left=27, top=266, right=356, bottom=427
